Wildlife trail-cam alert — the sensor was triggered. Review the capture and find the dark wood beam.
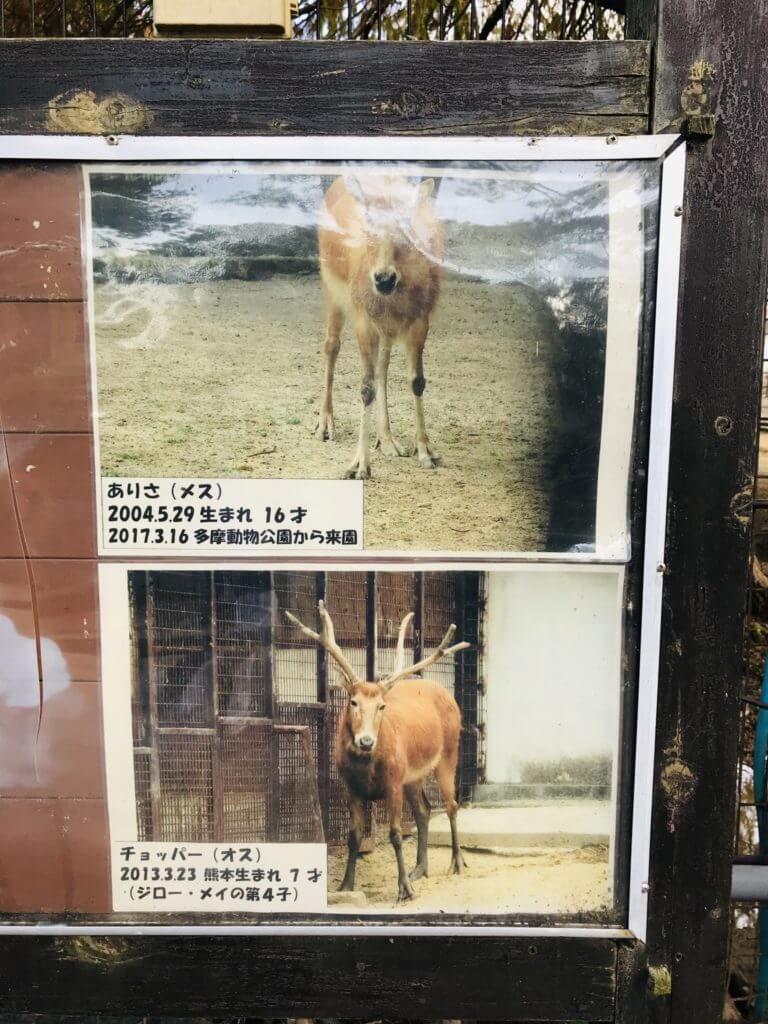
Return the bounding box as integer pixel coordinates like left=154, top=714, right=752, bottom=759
left=0, top=38, right=650, bottom=137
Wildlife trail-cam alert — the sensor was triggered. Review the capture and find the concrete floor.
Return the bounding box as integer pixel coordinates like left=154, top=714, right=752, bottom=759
left=428, top=799, right=611, bottom=850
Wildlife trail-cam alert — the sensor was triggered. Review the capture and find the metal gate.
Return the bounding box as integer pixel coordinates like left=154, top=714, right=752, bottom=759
left=129, top=569, right=484, bottom=845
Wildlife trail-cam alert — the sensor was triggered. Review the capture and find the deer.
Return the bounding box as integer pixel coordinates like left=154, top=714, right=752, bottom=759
left=315, top=173, right=446, bottom=480
left=285, top=599, right=468, bottom=902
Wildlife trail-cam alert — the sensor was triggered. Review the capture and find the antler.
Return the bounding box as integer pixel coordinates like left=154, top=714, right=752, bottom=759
left=284, top=599, right=359, bottom=692
left=392, top=612, right=415, bottom=676
left=382, top=622, right=470, bottom=690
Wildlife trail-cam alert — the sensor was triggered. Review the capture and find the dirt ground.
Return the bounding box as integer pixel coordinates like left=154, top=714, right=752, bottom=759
left=93, top=273, right=561, bottom=552
left=327, top=836, right=610, bottom=915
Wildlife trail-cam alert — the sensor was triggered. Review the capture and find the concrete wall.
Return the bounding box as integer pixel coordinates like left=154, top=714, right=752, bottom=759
left=484, top=567, right=622, bottom=785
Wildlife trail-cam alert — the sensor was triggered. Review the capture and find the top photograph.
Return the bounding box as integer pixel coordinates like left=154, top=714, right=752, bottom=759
left=85, top=157, right=658, bottom=557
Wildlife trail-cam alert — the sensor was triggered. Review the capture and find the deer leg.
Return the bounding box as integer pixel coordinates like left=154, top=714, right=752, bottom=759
left=435, top=757, right=465, bottom=875
left=339, top=794, right=365, bottom=892
left=406, top=319, right=441, bottom=469
left=316, top=303, right=344, bottom=441
left=375, top=341, right=405, bottom=457
left=405, top=782, right=431, bottom=882
left=388, top=787, right=415, bottom=901
left=344, top=324, right=378, bottom=480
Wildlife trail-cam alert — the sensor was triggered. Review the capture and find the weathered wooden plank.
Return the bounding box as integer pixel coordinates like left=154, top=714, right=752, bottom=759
left=633, top=1, right=768, bottom=1024
left=0, top=39, right=650, bottom=137
left=0, top=935, right=616, bottom=1020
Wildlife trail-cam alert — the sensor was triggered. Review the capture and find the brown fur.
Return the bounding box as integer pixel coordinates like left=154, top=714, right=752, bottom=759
left=334, top=677, right=465, bottom=901
left=316, top=174, right=446, bottom=478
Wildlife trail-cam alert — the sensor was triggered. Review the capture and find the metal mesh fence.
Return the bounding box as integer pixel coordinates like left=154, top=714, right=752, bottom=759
left=133, top=747, right=154, bottom=842
left=130, top=570, right=484, bottom=848
left=215, top=571, right=271, bottom=718
left=273, top=571, right=322, bottom=703
left=277, top=725, right=325, bottom=842
left=325, top=572, right=369, bottom=681
left=150, top=572, right=212, bottom=728
left=156, top=731, right=215, bottom=842
left=376, top=572, right=416, bottom=678
left=220, top=719, right=275, bottom=842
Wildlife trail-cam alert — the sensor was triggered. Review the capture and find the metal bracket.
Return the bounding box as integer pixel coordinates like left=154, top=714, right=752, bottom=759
left=684, top=114, right=717, bottom=138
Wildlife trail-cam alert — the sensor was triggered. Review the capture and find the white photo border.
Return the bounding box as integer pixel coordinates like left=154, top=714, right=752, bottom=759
left=0, top=134, right=686, bottom=942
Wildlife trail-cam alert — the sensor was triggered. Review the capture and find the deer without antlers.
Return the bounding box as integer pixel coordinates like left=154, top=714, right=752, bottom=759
left=316, top=174, right=445, bottom=479
left=285, top=599, right=468, bottom=901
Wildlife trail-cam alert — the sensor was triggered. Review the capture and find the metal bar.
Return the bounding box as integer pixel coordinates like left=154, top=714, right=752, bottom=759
left=377, top=0, right=382, bottom=39
left=406, top=0, right=411, bottom=35
left=266, top=572, right=276, bottom=718
left=366, top=571, right=376, bottom=680
left=732, top=865, right=768, bottom=901
left=145, top=572, right=162, bottom=839
left=413, top=572, right=424, bottom=665
left=210, top=573, right=224, bottom=842
left=316, top=572, right=327, bottom=702
left=155, top=726, right=217, bottom=736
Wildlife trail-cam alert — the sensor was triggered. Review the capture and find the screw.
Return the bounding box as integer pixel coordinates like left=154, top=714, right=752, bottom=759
left=674, top=205, right=683, bottom=216
left=641, top=881, right=650, bottom=893
left=106, top=134, right=119, bottom=146
left=656, top=562, right=667, bottom=574
left=606, top=134, right=618, bottom=145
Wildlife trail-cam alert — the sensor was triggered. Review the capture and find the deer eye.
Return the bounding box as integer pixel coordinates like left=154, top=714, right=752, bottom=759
left=377, top=704, right=385, bottom=712
left=350, top=699, right=358, bottom=707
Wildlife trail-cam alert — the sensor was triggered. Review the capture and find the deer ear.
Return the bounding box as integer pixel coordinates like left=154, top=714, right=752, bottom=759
left=417, top=178, right=435, bottom=202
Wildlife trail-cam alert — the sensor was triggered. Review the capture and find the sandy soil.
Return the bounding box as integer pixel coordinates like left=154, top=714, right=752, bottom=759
left=94, top=274, right=561, bottom=552
left=327, top=837, right=610, bottom=915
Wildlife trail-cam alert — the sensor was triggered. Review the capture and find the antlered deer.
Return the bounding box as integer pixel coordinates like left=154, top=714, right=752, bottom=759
left=285, top=600, right=467, bottom=901
left=316, top=174, right=446, bottom=479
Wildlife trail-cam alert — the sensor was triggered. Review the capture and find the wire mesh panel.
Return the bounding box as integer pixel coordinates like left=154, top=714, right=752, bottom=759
left=376, top=571, right=415, bottom=677
left=149, top=572, right=212, bottom=727
left=276, top=725, right=325, bottom=842
left=219, top=719, right=275, bottom=842
left=156, top=731, right=215, bottom=841
left=325, top=684, right=353, bottom=843
left=133, top=747, right=154, bottom=841
left=215, top=571, right=271, bottom=717
left=457, top=573, right=485, bottom=799
left=273, top=571, right=322, bottom=703
left=325, top=572, right=369, bottom=680
left=423, top=572, right=458, bottom=694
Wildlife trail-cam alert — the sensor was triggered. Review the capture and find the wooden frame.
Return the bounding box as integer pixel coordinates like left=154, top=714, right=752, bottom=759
left=0, top=2, right=767, bottom=1017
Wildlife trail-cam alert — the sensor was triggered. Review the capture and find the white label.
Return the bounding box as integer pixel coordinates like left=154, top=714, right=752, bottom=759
left=99, top=477, right=363, bottom=554
left=111, top=841, right=327, bottom=913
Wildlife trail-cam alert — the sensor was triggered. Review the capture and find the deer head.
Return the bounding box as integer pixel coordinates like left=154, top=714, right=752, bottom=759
left=284, top=600, right=469, bottom=754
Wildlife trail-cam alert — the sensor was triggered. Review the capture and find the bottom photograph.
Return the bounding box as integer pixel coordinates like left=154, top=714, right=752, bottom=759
left=100, top=564, right=628, bottom=920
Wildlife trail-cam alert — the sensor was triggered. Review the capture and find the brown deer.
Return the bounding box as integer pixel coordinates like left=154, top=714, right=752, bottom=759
left=285, top=600, right=468, bottom=901
left=315, top=174, right=446, bottom=479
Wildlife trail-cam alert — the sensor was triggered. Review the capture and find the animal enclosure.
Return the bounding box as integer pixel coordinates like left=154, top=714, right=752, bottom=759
left=128, top=569, right=484, bottom=848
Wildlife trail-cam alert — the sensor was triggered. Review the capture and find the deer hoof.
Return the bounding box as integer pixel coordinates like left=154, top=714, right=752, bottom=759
left=409, top=863, right=428, bottom=882
left=315, top=415, right=335, bottom=441
left=376, top=436, right=407, bottom=457
left=449, top=853, right=466, bottom=875
left=417, top=445, right=442, bottom=469
left=343, top=462, right=371, bottom=481
left=398, top=881, right=415, bottom=901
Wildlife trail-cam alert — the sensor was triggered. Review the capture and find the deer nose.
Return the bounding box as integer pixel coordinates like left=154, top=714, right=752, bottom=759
left=373, top=271, right=397, bottom=295
left=358, top=734, right=375, bottom=750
